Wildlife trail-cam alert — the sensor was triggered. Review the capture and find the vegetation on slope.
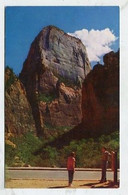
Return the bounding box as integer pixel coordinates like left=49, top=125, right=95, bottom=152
left=5, top=66, right=17, bottom=91
left=5, top=131, right=119, bottom=168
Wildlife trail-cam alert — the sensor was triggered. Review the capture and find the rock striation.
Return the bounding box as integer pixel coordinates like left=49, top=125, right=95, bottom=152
left=5, top=67, right=35, bottom=135
left=82, top=50, right=119, bottom=134
left=19, top=25, right=91, bottom=136
left=46, top=50, right=119, bottom=148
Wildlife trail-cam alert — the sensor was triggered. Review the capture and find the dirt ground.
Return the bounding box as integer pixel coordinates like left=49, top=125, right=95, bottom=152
left=5, top=179, right=119, bottom=189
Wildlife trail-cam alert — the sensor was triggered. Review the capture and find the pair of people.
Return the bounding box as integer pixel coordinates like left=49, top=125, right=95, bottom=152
left=100, top=147, right=111, bottom=183
left=67, top=147, right=111, bottom=187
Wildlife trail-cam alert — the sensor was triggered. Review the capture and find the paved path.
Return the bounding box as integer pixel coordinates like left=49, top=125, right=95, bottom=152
left=7, top=168, right=120, bottom=181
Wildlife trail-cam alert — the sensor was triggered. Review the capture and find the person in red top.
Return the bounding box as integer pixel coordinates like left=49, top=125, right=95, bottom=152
left=67, top=152, right=75, bottom=187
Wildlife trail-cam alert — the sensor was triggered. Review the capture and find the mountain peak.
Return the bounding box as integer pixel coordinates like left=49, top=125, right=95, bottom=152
left=19, top=25, right=91, bottom=135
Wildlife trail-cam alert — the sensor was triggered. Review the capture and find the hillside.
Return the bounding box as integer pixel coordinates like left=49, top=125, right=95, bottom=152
left=5, top=67, right=35, bottom=136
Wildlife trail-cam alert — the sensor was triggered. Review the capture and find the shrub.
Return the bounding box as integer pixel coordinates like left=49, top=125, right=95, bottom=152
left=42, top=146, right=59, bottom=167
left=37, top=93, right=57, bottom=103
left=15, top=132, right=43, bottom=166
left=5, top=143, right=17, bottom=166
left=5, top=66, right=17, bottom=91
left=57, top=74, right=80, bottom=88
left=5, top=132, right=43, bottom=167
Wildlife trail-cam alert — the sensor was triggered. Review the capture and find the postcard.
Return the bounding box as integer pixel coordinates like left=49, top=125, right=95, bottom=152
left=1, top=0, right=128, bottom=195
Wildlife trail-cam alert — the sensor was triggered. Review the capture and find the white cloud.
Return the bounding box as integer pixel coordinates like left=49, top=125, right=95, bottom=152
left=68, top=28, right=117, bottom=62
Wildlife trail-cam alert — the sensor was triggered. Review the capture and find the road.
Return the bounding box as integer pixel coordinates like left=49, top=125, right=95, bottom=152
left=7, top=168, right=120, bottom=181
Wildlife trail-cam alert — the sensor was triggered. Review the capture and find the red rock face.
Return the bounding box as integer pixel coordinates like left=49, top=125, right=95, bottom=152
left=19, top=26, right=91, bottom=136
left=82, top=51, right=119, bottom=134
left=18, top=26, right=119, bottom=138
left=48, top=83, right=82, bottom=127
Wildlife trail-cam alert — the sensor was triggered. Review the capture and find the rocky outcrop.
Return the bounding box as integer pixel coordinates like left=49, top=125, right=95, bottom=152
left=5, top=67, right=35, bottom=135
left=44, top=50, right=119, bottom=148
left=82, top=50, right=119, bottom=134
left=19, top=25, right=91, bottom=136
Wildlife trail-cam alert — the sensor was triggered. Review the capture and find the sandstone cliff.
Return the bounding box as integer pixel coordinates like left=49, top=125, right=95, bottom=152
left=82, top=50, right=119, bottom=134
left=19, top=25, right=91, bottom=136
left=45, top=50, right=119, bottom=148
left=5, top=67, right=35, bottom=136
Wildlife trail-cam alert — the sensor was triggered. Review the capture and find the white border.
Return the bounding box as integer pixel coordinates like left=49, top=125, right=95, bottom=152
left=1, top=0, right=128, bottom=194
left=0, top=0, right=128, bottom=6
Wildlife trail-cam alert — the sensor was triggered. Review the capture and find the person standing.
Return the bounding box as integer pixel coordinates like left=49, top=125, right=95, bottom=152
left=100, top=147, right=111, bottom=183
left=67, top=152, right=76, bottom=187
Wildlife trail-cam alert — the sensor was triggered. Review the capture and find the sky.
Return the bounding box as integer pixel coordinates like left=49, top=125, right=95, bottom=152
left=5, top=6, right=119, bottom=75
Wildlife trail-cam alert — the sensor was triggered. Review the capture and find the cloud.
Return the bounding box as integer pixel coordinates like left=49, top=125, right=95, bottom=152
left=68, top=28, right=117, bottom=62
